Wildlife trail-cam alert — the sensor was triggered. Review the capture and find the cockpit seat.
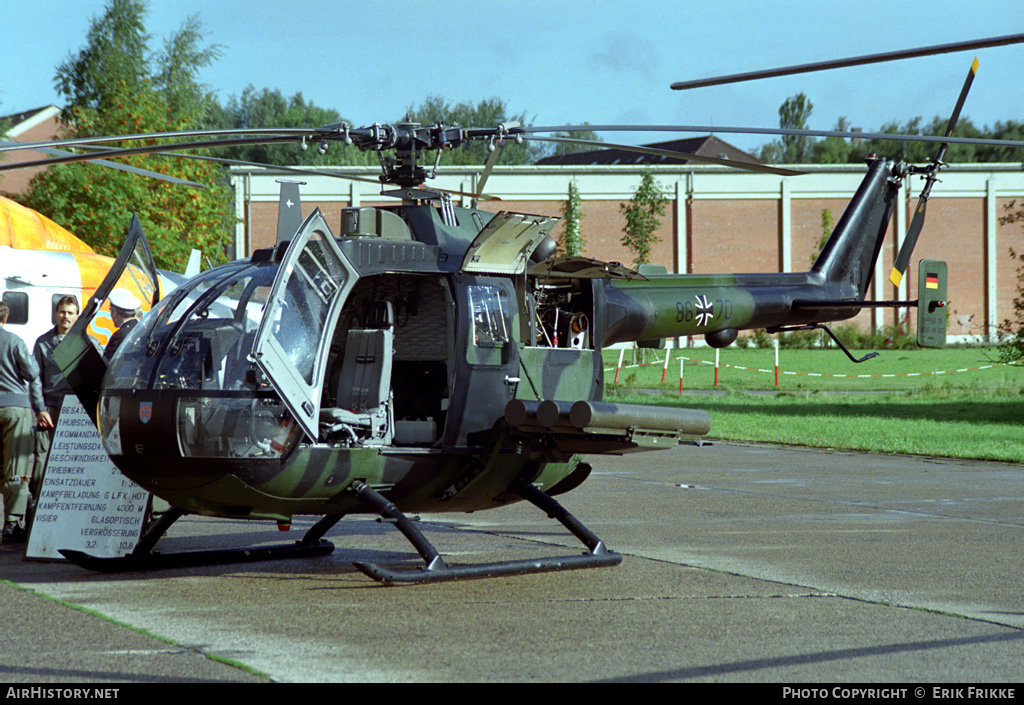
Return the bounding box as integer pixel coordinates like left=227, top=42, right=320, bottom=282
left=321, top=303, right=394, bottom=444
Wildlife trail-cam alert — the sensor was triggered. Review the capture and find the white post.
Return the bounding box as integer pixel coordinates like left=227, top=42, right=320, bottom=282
left=774, top=338, right=780, bottom=387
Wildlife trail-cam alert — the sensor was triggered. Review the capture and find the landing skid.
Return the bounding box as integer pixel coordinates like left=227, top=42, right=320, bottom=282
left=59, top=484, right=622, bottom=584
left=347, top=480, right=622, bottom=585
left=59, top=508, right=339, bottom=572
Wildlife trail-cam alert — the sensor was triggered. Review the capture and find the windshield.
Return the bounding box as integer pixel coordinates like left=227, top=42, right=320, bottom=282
left=104, top=261, right=276, bottom=392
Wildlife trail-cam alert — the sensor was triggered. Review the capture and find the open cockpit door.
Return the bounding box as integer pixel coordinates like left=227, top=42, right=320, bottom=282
left=461, top=212, right=559, bottom=275
left=251, top=210, right=357, bottom=441
left=53, top=214, right=160, bottom=423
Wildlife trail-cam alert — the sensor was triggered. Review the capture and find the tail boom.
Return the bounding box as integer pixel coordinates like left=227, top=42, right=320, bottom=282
left=597, top=158, right=904, bottom=347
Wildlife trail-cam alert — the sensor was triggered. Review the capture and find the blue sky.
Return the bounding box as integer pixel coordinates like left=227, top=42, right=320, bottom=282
left=4, top=0, right=1023, bottom=153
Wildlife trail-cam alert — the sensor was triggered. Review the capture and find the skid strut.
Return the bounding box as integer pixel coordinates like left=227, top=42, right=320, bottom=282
left=347, top=480, right=622, bottom=585
left=59, top=508, right=338, bottom=572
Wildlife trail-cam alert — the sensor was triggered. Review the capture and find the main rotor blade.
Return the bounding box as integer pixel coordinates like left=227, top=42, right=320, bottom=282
left=523, top=124, right=1024, bottom=150
left=0, top=127, right=311, bottom=154
left=526, top=135, right=804, bottom=176
left=0, top=142, right=206, bottom=188
left=670, top=33, right=1024, bottom=90
left=127, top=150, right=388, bottom=186
left=0, top=135, right=301, bottom=172
left=167, top=152, right=499, bottom=201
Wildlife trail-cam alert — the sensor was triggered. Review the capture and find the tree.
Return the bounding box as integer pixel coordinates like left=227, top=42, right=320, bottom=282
left=997, top=201, right=1024, bottom=362
left=979, top=120, right=1024, bottom=162
left=811, top=117, right=854, bottom=164
left=23, top=86, right=235, bottom=271
left=202, top=86, right=372, bottom=166
left=558, top=180, right=584, bottom=256
left=620, top=171, right=667, bottom=267
left=0, top=108, right=9, bottom=185
left=153, top=14, right=224, bottom=125
left=811, top=208, right=834, bottom=266
left=20, top=0, right=235, bottom=271
left=759, top=93, right=814, bottom=164
left=779, top=93, right=815, bottom=163
left=53, top=0, right=151, bottom=125
left=757, top=93, right=1024, bottom=165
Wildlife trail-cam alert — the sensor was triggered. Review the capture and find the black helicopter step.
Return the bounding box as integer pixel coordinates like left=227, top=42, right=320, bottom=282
left=59, top=484, right=622, bottom=584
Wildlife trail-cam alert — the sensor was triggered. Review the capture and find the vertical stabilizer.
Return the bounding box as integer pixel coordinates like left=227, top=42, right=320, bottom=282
left=811, top=158, right=902, bottom=298
left=276, top=180, right=305, bottom=246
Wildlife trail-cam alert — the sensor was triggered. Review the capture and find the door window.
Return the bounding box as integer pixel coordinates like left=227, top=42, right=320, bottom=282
left=251, top=210, right=357, bottom=441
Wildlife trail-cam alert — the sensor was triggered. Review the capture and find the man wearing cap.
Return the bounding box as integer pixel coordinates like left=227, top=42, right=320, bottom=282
left=0, top=302, right=47, bottom=544
left=104, top=289, right=143, bottom=362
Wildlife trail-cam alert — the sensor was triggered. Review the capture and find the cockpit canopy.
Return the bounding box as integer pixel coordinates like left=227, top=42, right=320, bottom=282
left=98, top=259, right=312, bottom=461
left=104, top=260, right=275, bottom=392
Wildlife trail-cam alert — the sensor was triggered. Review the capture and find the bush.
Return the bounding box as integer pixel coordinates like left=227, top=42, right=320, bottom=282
left=997, top=246, right=1024, bottom=362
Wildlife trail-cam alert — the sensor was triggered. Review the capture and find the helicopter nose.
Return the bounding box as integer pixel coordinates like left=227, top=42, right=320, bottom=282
left=100, top=391, right=301, bottom=494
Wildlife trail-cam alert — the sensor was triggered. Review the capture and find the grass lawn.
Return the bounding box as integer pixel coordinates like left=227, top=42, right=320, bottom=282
left=604, top=346, right=1024, bottom=463
left=604, top=346, right=1020, bottom=392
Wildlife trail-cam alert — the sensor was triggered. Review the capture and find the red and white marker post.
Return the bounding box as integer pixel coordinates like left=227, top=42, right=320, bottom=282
left=774, top=338, right=780, bottom=387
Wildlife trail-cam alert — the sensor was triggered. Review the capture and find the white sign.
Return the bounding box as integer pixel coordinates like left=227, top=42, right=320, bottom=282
left=27, top=395, right=149, bottom=560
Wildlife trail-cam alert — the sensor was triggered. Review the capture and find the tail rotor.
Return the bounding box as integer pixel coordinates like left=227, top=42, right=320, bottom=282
left=889, top=57, right=979, bottom=288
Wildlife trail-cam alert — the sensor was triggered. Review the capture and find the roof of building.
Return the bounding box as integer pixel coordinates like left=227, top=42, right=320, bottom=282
left=535, top=134, right=762, bottom=167
left=2, top=105, right=60, bottom=139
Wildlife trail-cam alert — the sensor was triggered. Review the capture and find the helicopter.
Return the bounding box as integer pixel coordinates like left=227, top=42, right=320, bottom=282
left=3, top=34, right=1022, bottom=585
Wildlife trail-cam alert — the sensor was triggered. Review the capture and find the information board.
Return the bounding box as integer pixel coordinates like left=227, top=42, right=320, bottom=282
left=27, top=395, right=149, bottom=560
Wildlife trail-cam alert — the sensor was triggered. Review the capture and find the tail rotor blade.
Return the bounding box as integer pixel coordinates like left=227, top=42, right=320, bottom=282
left=890, top=196, right=928, bottom=287
left=890, top=57, right=979, bottom=288
left=472, top=141, right=503, bottom=208
left=945, top=58, right=979, bottom=138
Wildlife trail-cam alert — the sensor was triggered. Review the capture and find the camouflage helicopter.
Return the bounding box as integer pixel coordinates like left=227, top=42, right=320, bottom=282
left=3, top=35, right=1023, bottom=584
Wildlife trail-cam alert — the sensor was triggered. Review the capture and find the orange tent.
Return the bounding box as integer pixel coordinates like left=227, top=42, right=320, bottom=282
left=0, top=195, right=95, bottom=253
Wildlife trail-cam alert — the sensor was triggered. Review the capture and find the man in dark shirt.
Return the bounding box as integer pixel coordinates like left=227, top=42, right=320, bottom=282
left=0, top=302, right=46, bottom=543
left=30, top=295, right=80, bottom=510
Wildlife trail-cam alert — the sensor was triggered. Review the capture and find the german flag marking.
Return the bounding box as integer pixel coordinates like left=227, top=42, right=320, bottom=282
left=926, top=273, right=939, bottom=289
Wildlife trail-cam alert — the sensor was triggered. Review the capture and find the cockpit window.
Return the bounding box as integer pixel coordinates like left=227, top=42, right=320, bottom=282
left=468, top=285, right=512, bottom=347
left=177, top=395, right=301, bottom=458
left=271, top=243, right=344, bottom=385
